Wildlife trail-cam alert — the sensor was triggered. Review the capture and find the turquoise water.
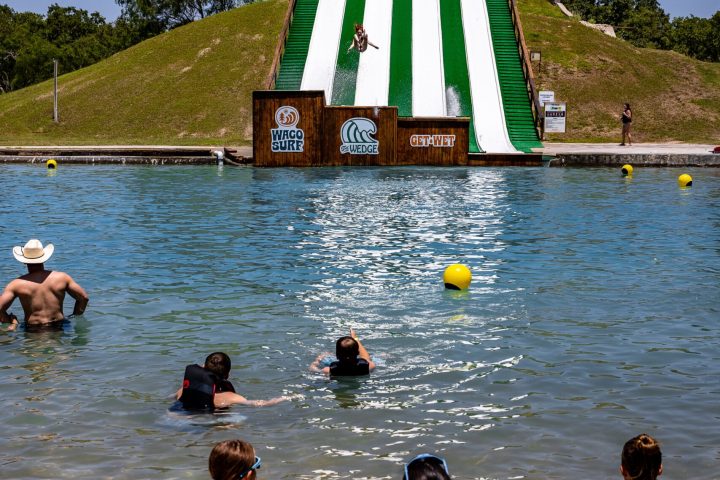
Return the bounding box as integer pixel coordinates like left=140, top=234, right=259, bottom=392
left=0, top=165, right=718, bottom=480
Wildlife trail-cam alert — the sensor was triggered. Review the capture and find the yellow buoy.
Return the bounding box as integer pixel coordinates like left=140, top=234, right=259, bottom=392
left=443, top=264, right=472, bottom=290
left=678, top=174, right=692, bottom=187
left=621, top=164, right=633, bottom=176
left=46, top=159, right=57, bottom=169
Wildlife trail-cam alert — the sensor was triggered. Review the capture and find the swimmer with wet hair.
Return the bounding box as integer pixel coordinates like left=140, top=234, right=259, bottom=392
left=403, top=453, right=452, bottom=480
left=310, top=328, right=375, bottom=376
left=176, top=352, right=288, bottom=409
left=347, top=23, right=378, bottom=53
left=209, top=439, right=261, bottom=480
left=621, top=433, right=662, bottom=480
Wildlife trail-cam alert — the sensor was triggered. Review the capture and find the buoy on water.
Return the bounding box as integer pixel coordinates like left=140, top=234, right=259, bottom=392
left=47, top=159, right=57, bottom=169
left=678, top=174, right=692, bottom=187
left=621, top=164, right=633, bottom=176
left=443, top=264, right=472, bottom=290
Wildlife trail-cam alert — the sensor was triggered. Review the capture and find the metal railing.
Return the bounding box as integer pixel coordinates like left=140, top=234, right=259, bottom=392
left=265, top=0, right=297, bottom=90
left=508, top=0, right=544, bottom=139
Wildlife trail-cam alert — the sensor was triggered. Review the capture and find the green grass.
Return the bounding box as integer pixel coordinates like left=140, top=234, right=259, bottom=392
left=0, top=0, right=288, bottom=146
left=1, top=0, right=718, bottom=146
left=519, top=0, right=720, bottom=143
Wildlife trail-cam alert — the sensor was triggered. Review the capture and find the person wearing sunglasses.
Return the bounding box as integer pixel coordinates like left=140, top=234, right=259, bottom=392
left=403, top=453, right=452, bottom=480
left=209, top=439, right=262, bottom=480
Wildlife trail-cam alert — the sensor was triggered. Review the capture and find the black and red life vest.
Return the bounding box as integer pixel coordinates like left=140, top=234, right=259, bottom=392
left=180, top=364, right=217, bottom=410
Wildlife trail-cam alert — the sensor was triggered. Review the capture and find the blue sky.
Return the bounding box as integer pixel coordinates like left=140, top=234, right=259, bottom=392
left=1, top=0, right=718, bottom=20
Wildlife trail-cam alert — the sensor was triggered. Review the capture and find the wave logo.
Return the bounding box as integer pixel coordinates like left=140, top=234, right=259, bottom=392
left=340, top=117, right=379, bottom=155
left=271, top=106, right=304, bottom=152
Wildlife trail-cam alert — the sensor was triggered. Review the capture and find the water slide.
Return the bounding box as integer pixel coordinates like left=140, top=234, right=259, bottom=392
left=278, top=0, right=541, bottom=153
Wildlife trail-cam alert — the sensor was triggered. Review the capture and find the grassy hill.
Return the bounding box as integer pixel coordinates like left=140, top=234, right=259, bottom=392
left=0, top=0, right=288, bottom=146
left=0, top=0, right=718, bottom=146
left=519, top=0, right=720, bottom=143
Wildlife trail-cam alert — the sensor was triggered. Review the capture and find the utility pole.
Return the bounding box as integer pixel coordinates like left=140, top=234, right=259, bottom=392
left=53, top=59, right=58, bottom=123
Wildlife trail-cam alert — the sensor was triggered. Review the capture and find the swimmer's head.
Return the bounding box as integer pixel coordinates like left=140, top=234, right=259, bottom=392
left=355, top=23, right=363, bottom=32
left=209, top=439, right=257, bottom=480
left=205, top=352, right=231, bottom=380
left=336, top=336, right=359, bottom=363
left=621, top=434, right=662, bottom=480
left=403, top=454, right=452, bottom=480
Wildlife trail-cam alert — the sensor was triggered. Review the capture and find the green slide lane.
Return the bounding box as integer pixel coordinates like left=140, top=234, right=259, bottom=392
left=485, top=0, right=542, bottom=152
left=439, top=0, right=481, bottom=153
left=275, top=0, right=320, bottom=90
left=388, top=0, right=412, bottom=117
left=331, top=0, right=367, bottom=105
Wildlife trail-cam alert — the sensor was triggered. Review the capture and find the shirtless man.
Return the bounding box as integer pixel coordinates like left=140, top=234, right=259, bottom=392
left=347, top=23, right=378, bottom=53
left=1, top=239, right=89, bottom=331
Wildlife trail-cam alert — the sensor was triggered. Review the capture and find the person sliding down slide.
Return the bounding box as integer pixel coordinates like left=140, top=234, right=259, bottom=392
left=347, top=23, right=378, bottom=53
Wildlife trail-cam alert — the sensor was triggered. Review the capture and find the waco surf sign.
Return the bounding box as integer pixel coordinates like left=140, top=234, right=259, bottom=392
left=271, top=106, right=304, bottom=153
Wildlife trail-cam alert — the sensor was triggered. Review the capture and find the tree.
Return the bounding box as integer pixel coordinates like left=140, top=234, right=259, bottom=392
left=116, top=0, right=255, bottom=30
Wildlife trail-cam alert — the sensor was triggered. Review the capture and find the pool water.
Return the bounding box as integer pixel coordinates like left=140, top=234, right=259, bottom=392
left=0, top=165, right=718, bottom=479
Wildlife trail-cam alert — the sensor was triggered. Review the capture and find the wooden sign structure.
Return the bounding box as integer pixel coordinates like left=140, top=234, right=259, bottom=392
left=253, top=90, right=470, bottom=167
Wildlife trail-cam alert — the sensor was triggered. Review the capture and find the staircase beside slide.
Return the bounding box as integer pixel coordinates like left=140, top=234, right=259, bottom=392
left=485, top=0, right=542, bottom=153
left=275, top=0, right=320, bottom=90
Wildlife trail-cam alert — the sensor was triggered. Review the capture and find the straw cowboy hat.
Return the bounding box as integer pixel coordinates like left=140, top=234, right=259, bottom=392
left=13, top=239, right=54, bottom=264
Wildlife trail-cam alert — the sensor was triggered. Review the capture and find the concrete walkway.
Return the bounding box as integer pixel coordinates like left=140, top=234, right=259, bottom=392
left=540, top=143, right=720, bottom=167
left=542, top=143, right=717, bottom=155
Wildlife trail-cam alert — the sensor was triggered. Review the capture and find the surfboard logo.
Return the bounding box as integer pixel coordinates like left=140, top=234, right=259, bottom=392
left=340, top=117, right=379, bottom=155
left=271, top=106, right=304, bottom=153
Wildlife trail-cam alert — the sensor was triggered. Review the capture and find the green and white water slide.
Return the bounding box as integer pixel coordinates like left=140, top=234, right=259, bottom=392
left=275, top=0, right=542, bottom=154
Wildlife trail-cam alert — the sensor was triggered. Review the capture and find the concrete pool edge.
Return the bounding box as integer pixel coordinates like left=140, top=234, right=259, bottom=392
left=1, top=144, right=718, bottom=166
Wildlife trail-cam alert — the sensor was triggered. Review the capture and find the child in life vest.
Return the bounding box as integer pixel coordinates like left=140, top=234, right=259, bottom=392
left=310, top=329, right=376, bottom=376
left=176, top=352, right=288, bottom=410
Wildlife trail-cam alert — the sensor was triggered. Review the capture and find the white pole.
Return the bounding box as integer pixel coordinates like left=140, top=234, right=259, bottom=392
left=53, top=59, right=58, bottom=123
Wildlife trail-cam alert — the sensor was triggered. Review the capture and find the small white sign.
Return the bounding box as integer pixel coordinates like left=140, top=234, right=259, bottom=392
left=539, top=91, right=555, bottom=107
left=544, top=102, right=566, bottom=133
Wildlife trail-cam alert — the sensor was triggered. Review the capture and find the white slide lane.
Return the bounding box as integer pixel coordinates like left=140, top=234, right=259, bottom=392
left=301, top=0, right=347, bottom=103
left=460, top=0, right=517, bottom=153
left=354, top=0, right=393, bottom=106
left=412, top=0, right=446, bottom=116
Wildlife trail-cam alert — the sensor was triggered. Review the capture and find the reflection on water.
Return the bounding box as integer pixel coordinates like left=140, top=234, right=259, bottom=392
left=0, top=165, right=718, bottom=479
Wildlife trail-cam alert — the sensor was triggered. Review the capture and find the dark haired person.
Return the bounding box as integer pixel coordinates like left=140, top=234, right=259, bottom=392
left=310, top=329, right=375, bottom=376
left=209, top=439, right=261, bottom=480
left=403, top=453, right=452, bottom=480
left=1, top=239, right=89, bottom=332
left=621, top=433, right=662, bottom=480
left=176, top=352, right=288, bottom=410
left=621, top=103, right=633, bottom=146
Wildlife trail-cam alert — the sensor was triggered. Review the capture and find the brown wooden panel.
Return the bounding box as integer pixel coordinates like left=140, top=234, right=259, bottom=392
left=253, top=90, right=325, bottom=167
left=322, top=107, right=397, bottom=166
left=397, top=117, right=469, bottom=165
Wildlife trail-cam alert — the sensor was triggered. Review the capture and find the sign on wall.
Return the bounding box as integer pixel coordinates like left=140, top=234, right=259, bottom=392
left=544, top=102, right=566, bottom=133
left=539, top=91, right=555, bottom=107
left=340, top=117, right=379, bottom=155
left=410, top=135, right=456, bottom=148
left=271, top=106, right=305, bottom=153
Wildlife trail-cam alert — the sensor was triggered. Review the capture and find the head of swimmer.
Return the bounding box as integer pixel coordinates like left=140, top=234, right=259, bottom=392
left=354, top=23, right=364, bottom=33
left=336, top=336, right=359, bottom=364
left=403, top=455, right=452, bottom=480
left=205, top=352, right=231, bottom=380
left=621, top=434, right=662, bottom=480
left=209, top=439, right=257, bottom=480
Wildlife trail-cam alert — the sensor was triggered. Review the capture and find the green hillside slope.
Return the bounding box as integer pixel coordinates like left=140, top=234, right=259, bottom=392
left=0, top=0, right=288, bottom=146
left=520, top=0, right=720, bottom=143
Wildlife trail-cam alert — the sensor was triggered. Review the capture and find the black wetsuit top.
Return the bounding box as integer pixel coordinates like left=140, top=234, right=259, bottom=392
left=329, top=358, right=370, bottom=376
left=622, top=111, right=632, bottom=123
left=180, top=364, right=217, bottom=410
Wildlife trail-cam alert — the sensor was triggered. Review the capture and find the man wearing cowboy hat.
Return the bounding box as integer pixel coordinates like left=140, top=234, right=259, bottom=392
left=1, top=239, right=89, bottom=331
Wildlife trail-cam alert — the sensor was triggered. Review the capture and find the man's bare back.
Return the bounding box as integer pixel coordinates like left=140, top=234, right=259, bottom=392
left=2, top=269, right=88, bottom=325
left=2, top=239, right=88, bottom=330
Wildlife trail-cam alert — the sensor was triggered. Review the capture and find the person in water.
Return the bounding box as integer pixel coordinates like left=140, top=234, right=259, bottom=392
left=403, top=453, right=452, bottom=480
left=1, top=239, right=89, bottom=332
left=209, top=439, right=262, bottom=480
left=621, top=433, right=662, bottom=480
left=176, top=352, right=288, bottom=410
left=310, top=329, right=376, bottom=376
left=347, top=23, right=378, bottom=53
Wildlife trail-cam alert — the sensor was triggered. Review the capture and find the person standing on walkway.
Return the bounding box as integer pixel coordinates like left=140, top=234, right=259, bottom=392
left=1, top=239, right=89, bottom=331
left=621, top=103, right=633, bottom=146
